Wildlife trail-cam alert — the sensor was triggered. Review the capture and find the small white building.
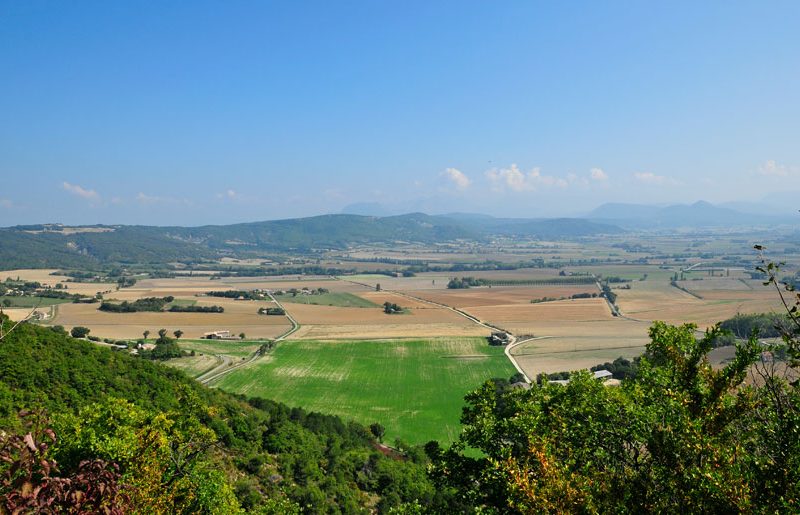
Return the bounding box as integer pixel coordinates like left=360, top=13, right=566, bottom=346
left=593, top=370, right=614, bottom=381
left=203, top=330, right=236, bottom=340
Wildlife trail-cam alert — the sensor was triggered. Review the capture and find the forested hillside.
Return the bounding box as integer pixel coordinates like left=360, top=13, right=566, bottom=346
left=0, top=213, right=622, bottom=269
left=0, top=318, right=451, bottom=513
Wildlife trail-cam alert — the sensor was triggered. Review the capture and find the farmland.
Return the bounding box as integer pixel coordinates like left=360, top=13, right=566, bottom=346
left=2, top=229, right=794, bottom=448
left=48, top=297, right=292, bottom=340
left=277, top=291, right=379, bottom=308
left=211, top=337, right=516, bottom=444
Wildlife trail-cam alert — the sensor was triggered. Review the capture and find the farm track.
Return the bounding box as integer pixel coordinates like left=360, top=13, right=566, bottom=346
left=198, top=291, right=299, bottom=385
left=504, top=336, right=551, bottom=383
left=337, top=277, right=533, bottom=382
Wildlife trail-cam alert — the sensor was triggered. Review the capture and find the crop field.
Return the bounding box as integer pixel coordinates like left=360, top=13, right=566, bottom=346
left=510, top=318, right=651, bottom=377
left=0, top=295, right=72, bottom=307
left=408, top=285, right=598, bottom=308
left=343, top=269, right=564, bottom=292
left=166, top=354, right=222, bottom=378
left=277, top=292, right=378, bottom=308
left=466, top=298, right=614, bottom=333
left=0, top=268, right=116, bottom=296
left=45, top=298, right=291, bottom=340
left=343, top=274, right=453, bottom=291
left=212, top=337, right=516, bottom=444
left=283, top=301, right=487, bottom=340
left=615, top=278, right=783, bottom=328
left=356, top=291, right=434, bottom=309
left=0, top=268, right=72, bottom=284
left=177, top=338, right=263, bottom=358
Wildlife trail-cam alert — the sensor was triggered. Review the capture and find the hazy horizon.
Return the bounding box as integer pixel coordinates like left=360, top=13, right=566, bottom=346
left=2, top=2, right=799, bottom=226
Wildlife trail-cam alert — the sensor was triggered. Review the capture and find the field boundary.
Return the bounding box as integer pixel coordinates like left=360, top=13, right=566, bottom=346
left=337, top=276, right=534, bottom=382
left=198, top=292, right=299, bottom=385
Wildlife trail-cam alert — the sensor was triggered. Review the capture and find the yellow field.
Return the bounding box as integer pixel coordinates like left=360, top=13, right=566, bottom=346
left=47, top=298, right=291, bottom=340
left=283, top=301, right=486, bottom=340
left=616, top=279, right=783, bottom=329
left=510, top=318, right=651, bottom=377
left=466, top=298, right=613, bottom=333
left=0, top=268, right=116, bottom=296
left=409, top=285, right=598, bottom=308
left=6, top=267, right=785, bottom=380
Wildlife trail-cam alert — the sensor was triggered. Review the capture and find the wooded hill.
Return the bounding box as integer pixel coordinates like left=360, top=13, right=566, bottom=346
left=0, top=318, right=454, bottom=513
left=0, top=213, right=623, bottom=269
left=2, top=317, right=800, bottom=512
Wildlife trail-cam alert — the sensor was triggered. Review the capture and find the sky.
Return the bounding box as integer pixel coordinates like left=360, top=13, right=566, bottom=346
left=1, top=1, right=799, bottom=226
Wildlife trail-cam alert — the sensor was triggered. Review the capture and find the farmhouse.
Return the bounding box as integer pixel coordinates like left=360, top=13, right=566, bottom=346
left=489, top=331, right=511, bottom=346
left=203, top=330, right=237, bottom=340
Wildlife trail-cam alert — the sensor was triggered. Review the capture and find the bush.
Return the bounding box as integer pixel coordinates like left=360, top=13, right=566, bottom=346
left=70, top=326, right=91, bottom=338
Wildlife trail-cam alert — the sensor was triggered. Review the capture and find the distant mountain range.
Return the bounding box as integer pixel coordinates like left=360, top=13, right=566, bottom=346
left=587, top=200, right=796, bottom=228
left=2, top=200, right=793, bottom=269
left=0, top=213, right=622, bottom=269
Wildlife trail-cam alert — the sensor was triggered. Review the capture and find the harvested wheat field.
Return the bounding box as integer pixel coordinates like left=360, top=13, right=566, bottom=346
left=356, top=291, right=433, bottom=309
left=616, top=280, right=783, bottom=329
left=284, top=301, right=486, bottom=339
left=226, top=278, right=364, bottom=292
left=0, top=268, right=68, bottom=284
left=45, top=299, right=291, bottom=340
left=408, top=285, right=598, bottom=308
left=0, top=268, right=116, bottom=296
left=676, top=277, right=759, bottom=291
left=465, top=298, right=613, bottom=334
left=0, top=307, right=39, bottom=322
left=342, top=274, right=453, bottom=291
left=510, top=317, right=651, bottom=377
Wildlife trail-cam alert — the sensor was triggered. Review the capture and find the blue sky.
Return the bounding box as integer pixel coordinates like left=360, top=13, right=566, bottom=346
left=1, top=1, right=799, bottom=225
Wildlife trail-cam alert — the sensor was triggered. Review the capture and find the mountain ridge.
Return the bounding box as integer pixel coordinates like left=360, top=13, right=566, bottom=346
left=0, top=213, right=621, bottom=269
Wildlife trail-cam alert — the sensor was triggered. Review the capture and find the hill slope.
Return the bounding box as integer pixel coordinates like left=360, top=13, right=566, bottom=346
left=588, top=200, right=787, bottom=228
left=0, top=320, right=450, bottom=513
left=0, top=213, right=622, bottom=269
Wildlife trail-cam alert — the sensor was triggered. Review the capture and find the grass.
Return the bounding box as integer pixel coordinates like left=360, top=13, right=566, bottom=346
left=177, top=338, right=261, bottom=358
left=0, top=295, right=72, bottom=308
left=166, top=298, right=197, bottom=308
left=276, top=292, right=379, bottom=308
left=213, top=337, right=515, bottom=445
left=165, top=354, right=222, bottom=378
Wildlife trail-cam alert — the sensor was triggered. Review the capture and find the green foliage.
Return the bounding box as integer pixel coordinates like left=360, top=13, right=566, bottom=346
left=278, top=291, right=379, bottom=308
left=259, top=307, right=285, bottom=315
left=719, top=312, right=785, bottom=339
left=447, top=277, right=483, bottom=289
left=369, top=422, right=386, bottom=442
left=0, top=318, right=443, bottom=512
left=70, top=326, right=90, bottom=338
left=170, top=304, right=224, bottom=313
left=432, top=322, right=800, bottom=513
left=383, top=302, right=404, bottom=314
left=206, top=290, right=266, bottom=300
left=99, top=296, right=174, bottom=313
left=600, top=282, right=617, bottom=304
left=0, top=215, right=622, bottom=269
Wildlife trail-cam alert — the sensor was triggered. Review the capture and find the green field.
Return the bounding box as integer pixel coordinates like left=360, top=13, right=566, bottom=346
left=166, top=298, right=197, bottom=308
left=166, top=354, right=222, bottom=378
left=276, top=292, right=378, bottom=308
left=213, top=337, right=515, bottom=444
left=0, top=295, right=72, bottom=307
left=178, top=339, right=261, bottom=357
